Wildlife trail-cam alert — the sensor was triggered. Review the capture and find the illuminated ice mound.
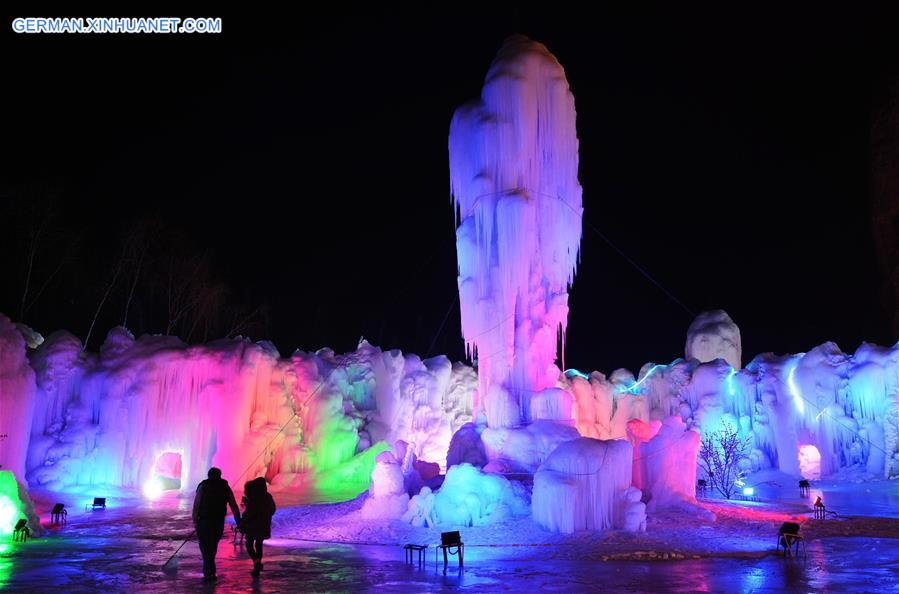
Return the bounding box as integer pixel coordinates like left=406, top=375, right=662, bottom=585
left=360, top=450, right=409, bottom=520
left=426, top=463, right=529, bottom=527
left=532, top=437, right=632, bottom=533
left=481, top=420, right=580, bottom=472
left=685, top=309, right=742, bottom=370
left=628, top=416, right=705, bottom=514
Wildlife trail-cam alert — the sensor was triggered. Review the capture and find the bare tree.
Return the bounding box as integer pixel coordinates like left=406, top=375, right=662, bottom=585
left=698, top=421, right=751, bottom=499
left=15, top=194, right=77, bottom=323
left=84, top=252, right=124, bottom=350
left=120, top=217, right=160, bottom=329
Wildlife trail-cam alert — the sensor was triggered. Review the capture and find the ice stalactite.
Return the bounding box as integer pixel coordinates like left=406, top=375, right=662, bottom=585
left=449, top=35, right=583, bottom=428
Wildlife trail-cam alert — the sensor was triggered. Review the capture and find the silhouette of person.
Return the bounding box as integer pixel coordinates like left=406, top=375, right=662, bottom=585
left=192, top=467, right=241, bottom=582
left=240, top=476, right=276, bottom=576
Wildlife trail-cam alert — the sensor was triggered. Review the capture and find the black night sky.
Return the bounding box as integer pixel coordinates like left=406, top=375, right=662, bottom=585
left=2, top=7, right=898, bottom=373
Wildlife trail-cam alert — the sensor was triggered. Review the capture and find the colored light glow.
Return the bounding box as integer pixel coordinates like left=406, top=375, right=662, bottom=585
left=563, top=369, right=590, bottom=380
left=617, top=364, right=666, bottom=394
left=143, top=450, right=184, bottom=499
left=0, top=496, right=17, bottom=535
left=787, top=364, right=805, bottom=415
left=743, top=487, right=754, bottom=496
left=726, top=367, right=737, bottom=396
left=314, top=441, right=390, bottom=500
left=142, top=478, right=164, bottom=500
left=0, top=472, right=23, bottom=535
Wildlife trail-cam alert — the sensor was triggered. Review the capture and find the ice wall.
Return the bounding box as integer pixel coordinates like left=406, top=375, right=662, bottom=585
left=0, top=314, right=36, bottom=482
left=14, top=321, right=476, bottom=497
left=449, top=35, right=583, bottom=428
left=613, top=341, right=899, bottom=479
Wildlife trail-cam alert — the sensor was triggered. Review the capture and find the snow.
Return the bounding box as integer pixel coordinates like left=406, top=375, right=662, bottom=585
left=449, top=35, right=582, bottom=428
left=532, top=437, right=632, bottom=533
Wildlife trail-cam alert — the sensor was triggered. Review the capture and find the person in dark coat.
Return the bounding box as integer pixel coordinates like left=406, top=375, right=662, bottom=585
left=192, top=467, right=241, bottom=582
left=240, top=476, right=276, bottom=576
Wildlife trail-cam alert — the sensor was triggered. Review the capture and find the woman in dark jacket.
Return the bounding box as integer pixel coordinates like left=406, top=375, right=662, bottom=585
left=241, top=477, right=276, bottom=575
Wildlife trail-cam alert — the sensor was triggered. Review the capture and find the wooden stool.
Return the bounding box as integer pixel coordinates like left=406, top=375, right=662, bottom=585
left=404, top=544, right=427, bottom=565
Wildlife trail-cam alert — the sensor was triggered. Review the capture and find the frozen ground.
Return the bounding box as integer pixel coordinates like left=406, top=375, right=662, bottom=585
left=1, top=473, right=897, bottom=593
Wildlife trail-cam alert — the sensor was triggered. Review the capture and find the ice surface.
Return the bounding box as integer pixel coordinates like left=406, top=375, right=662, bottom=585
left=449, top=35, right=583, bottom=428
left=532, top=437, right=632, bottom=533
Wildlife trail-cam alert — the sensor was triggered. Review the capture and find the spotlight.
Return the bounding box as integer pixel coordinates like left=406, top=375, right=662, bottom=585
left=742, top=487, right=754, bottom=497
left=143, top=478, right=163, bottom=500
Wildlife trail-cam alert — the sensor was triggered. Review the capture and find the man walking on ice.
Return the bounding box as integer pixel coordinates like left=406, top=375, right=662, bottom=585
left=192, top=467, right=242, bottom=582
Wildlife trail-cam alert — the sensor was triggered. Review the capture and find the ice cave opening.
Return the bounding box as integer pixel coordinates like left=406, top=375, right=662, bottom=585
left=798, top=444, right=822, bottom=480
left=144, top=451, right=184, bottom=498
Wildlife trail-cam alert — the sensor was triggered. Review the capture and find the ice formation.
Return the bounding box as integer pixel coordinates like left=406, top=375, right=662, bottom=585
left=360, top=450, right=409, bottom=520
left=449, top=35, right=583, bottom=428
left=480, top=420, right=580, bottom=473
left=685, top=310, right=742, bottom=370
left=13, top=324, right=474, bottom=497
left=621, top=486, right=647, bottom=532
left=427, top=462, right=529, bottom=527
left=532, top=437, right=633, bottom=533
left=627, top=416, right=701, bottom=512
left=0, top=314, right=36, bottom=482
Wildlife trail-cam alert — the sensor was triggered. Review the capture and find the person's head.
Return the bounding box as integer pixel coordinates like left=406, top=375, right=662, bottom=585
left=253, top=476, right=268, bottom=494
left=207, top=467, right=222, bottom=480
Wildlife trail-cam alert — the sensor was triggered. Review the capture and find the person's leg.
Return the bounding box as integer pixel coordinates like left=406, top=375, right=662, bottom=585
left=245, top=537, right=257, bottom=560
left=209, top=522, right=224, bottom=576
left=250, top=539, right=263, bottom=575
left=196, top=523, right=213, bottom=578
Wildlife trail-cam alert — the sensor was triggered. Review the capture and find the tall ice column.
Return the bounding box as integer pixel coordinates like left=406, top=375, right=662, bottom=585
left=449, top=36, right=583, bottom=427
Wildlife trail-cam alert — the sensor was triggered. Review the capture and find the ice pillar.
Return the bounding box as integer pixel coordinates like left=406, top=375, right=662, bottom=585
left=449, top=36, right=583, bottom=427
